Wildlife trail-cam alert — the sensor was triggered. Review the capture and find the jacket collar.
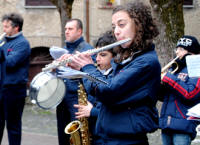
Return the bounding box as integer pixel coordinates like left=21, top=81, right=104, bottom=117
left=112, top=44, right=155, bottom=69
left=65, top=36, right=84, bottom=53
left=5, top=32, right=22, bottom=40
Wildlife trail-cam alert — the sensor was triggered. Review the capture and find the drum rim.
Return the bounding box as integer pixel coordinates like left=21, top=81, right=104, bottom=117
left=36, top=77, right=66, bottom=110
left=29, top=72, right=66, bottom=110
left=30, top=72, right=56, bottom=87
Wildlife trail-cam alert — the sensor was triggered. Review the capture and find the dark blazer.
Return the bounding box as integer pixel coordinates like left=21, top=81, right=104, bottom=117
left=0, top=46, right=6, bottom=93
left=82, top=45, right=161, bottom=144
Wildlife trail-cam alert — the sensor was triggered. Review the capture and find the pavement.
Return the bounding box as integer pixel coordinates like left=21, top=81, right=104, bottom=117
left=1, top=104, right=59, bottom=145
left=1, top=102, right=200, bottom=145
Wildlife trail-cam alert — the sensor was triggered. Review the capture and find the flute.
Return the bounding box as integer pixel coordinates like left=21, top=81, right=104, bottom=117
left=42, top=38, right=131, bottom=72
left=0, top=33, right=6, bottom=47
left=0, top=33, right=6, bottom=40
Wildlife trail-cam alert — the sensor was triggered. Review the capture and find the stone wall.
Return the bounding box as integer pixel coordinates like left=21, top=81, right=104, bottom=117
left=72, top=0, right=113, bottom=45
left=184, top=0, right=200, bottom=38
left=0, top=0, right=200, bottom=49
left=72, top=0, right=200, bottom=45
left=0, top=0, right=61, bottom=48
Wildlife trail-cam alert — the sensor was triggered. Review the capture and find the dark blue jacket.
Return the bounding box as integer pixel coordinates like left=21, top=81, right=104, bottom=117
left=1, top=32, right=30, bottom=85
left=0, top=46, right=6, bottom=93
left=159, top=63, right=200, bottom=140
left=87, top=94, right=102, bottom=144
left=82, top=46, right=161, bottom=144
left=84, top=69, right=113, bottom=144
left=87, top=94, right=101, bottom=118
left=62, top=37, right=93, bottom=100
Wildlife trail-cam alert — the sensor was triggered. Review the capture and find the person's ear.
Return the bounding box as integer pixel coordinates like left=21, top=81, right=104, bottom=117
left=14, top=26, right=19, bottom=32
left=78, top=28, right=82, bottom=35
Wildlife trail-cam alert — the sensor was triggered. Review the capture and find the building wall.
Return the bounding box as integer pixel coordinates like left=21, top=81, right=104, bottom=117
left=0, top=0, right=200, bottom=49
left=184, top=0, right=200, bottom=38
left=72, top=0, right=113, bottom=45
left=72, top=0, right=149, bottom=45
left=0, top=0, right=61, bottom=48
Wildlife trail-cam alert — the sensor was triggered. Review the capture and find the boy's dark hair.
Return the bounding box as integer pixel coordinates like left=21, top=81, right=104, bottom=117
left=2, top=13, right=23, bottom=31
left=95, top=30, right=117, bottom=56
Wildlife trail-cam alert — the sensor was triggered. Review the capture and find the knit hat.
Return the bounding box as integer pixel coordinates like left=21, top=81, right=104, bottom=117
left=176, top=35, right=200, bottom=54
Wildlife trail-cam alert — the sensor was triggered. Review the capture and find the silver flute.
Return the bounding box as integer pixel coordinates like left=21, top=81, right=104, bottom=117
left=0, top=33, right=6, bottom=47
left=42, top=38, right=131, bottom=72
left=0, top=33, right=6, bottom=40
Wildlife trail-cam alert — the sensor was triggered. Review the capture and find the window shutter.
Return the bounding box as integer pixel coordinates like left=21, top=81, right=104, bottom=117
left=183, top=0, right=193, bottom=5
left=25, top=0, right=54, bottom=6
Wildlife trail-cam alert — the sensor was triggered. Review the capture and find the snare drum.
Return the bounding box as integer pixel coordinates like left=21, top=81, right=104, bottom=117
left=29, top=72, right=66, bottom=110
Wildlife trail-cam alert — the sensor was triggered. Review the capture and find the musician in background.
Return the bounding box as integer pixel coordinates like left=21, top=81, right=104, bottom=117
left=159, top=35, right=200, bottom=145
left=56, top=18, right=93, bottom=145
left=73, top=30, right=116, bottom=144
left=63, top=2, right=161, bottom=144
left=0, top=13, right=31, bottom=145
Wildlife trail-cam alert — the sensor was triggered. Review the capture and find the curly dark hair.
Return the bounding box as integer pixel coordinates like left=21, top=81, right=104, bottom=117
left=112, top=1, right=159, bottom=62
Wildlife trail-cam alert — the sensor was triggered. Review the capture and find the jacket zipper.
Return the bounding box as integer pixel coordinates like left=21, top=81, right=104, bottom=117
left=174, top=100, right=186, bottom=119
left=167, top=116, right=171, bottom=125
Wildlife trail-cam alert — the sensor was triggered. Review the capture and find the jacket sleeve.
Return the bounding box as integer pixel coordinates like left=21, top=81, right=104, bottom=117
left=0, top=48, right=6, bottom=87
left=162, top=71, right=200, bottom=101
left=157, top=83, right=168, bottom=102
left=90, top=106, right=100, bottom=117
left=6, top=40, right=30, bottom=68
left=82, top=56, right=160, bottom=105
left=87, top=94, right=101, bottom=117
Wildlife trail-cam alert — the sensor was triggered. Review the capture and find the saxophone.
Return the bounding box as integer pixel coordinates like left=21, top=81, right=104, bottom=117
left=65, top=82, right=90, bottom=145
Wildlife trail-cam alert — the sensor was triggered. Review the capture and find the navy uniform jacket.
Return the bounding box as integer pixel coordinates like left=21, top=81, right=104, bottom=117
left=84, top=69, right=113, bottom=145
left=0, top=46, right=6, bottom=94
left=61, top=36, right=94, bottom=120
left=159, top=63, right=200, bottom=140
left=82, top=45, right=161, bottom=144
left=1, top=32, right=31, bottom=85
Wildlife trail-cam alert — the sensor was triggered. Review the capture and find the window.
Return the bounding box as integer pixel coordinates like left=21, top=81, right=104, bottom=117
left=25, top=0, right=56, bottom=8
left=98, top=0, right=115, bottom=9
left=183, top=0, right=193, bottom=8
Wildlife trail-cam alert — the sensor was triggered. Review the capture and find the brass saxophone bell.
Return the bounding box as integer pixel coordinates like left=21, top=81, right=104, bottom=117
left=65, top=120, right=82, bottom=145
left=64, top=82, right=91, bottom=145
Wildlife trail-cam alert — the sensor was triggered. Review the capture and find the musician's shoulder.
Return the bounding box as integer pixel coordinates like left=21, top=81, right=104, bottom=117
left=79, top=41, right=94, bottom=51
